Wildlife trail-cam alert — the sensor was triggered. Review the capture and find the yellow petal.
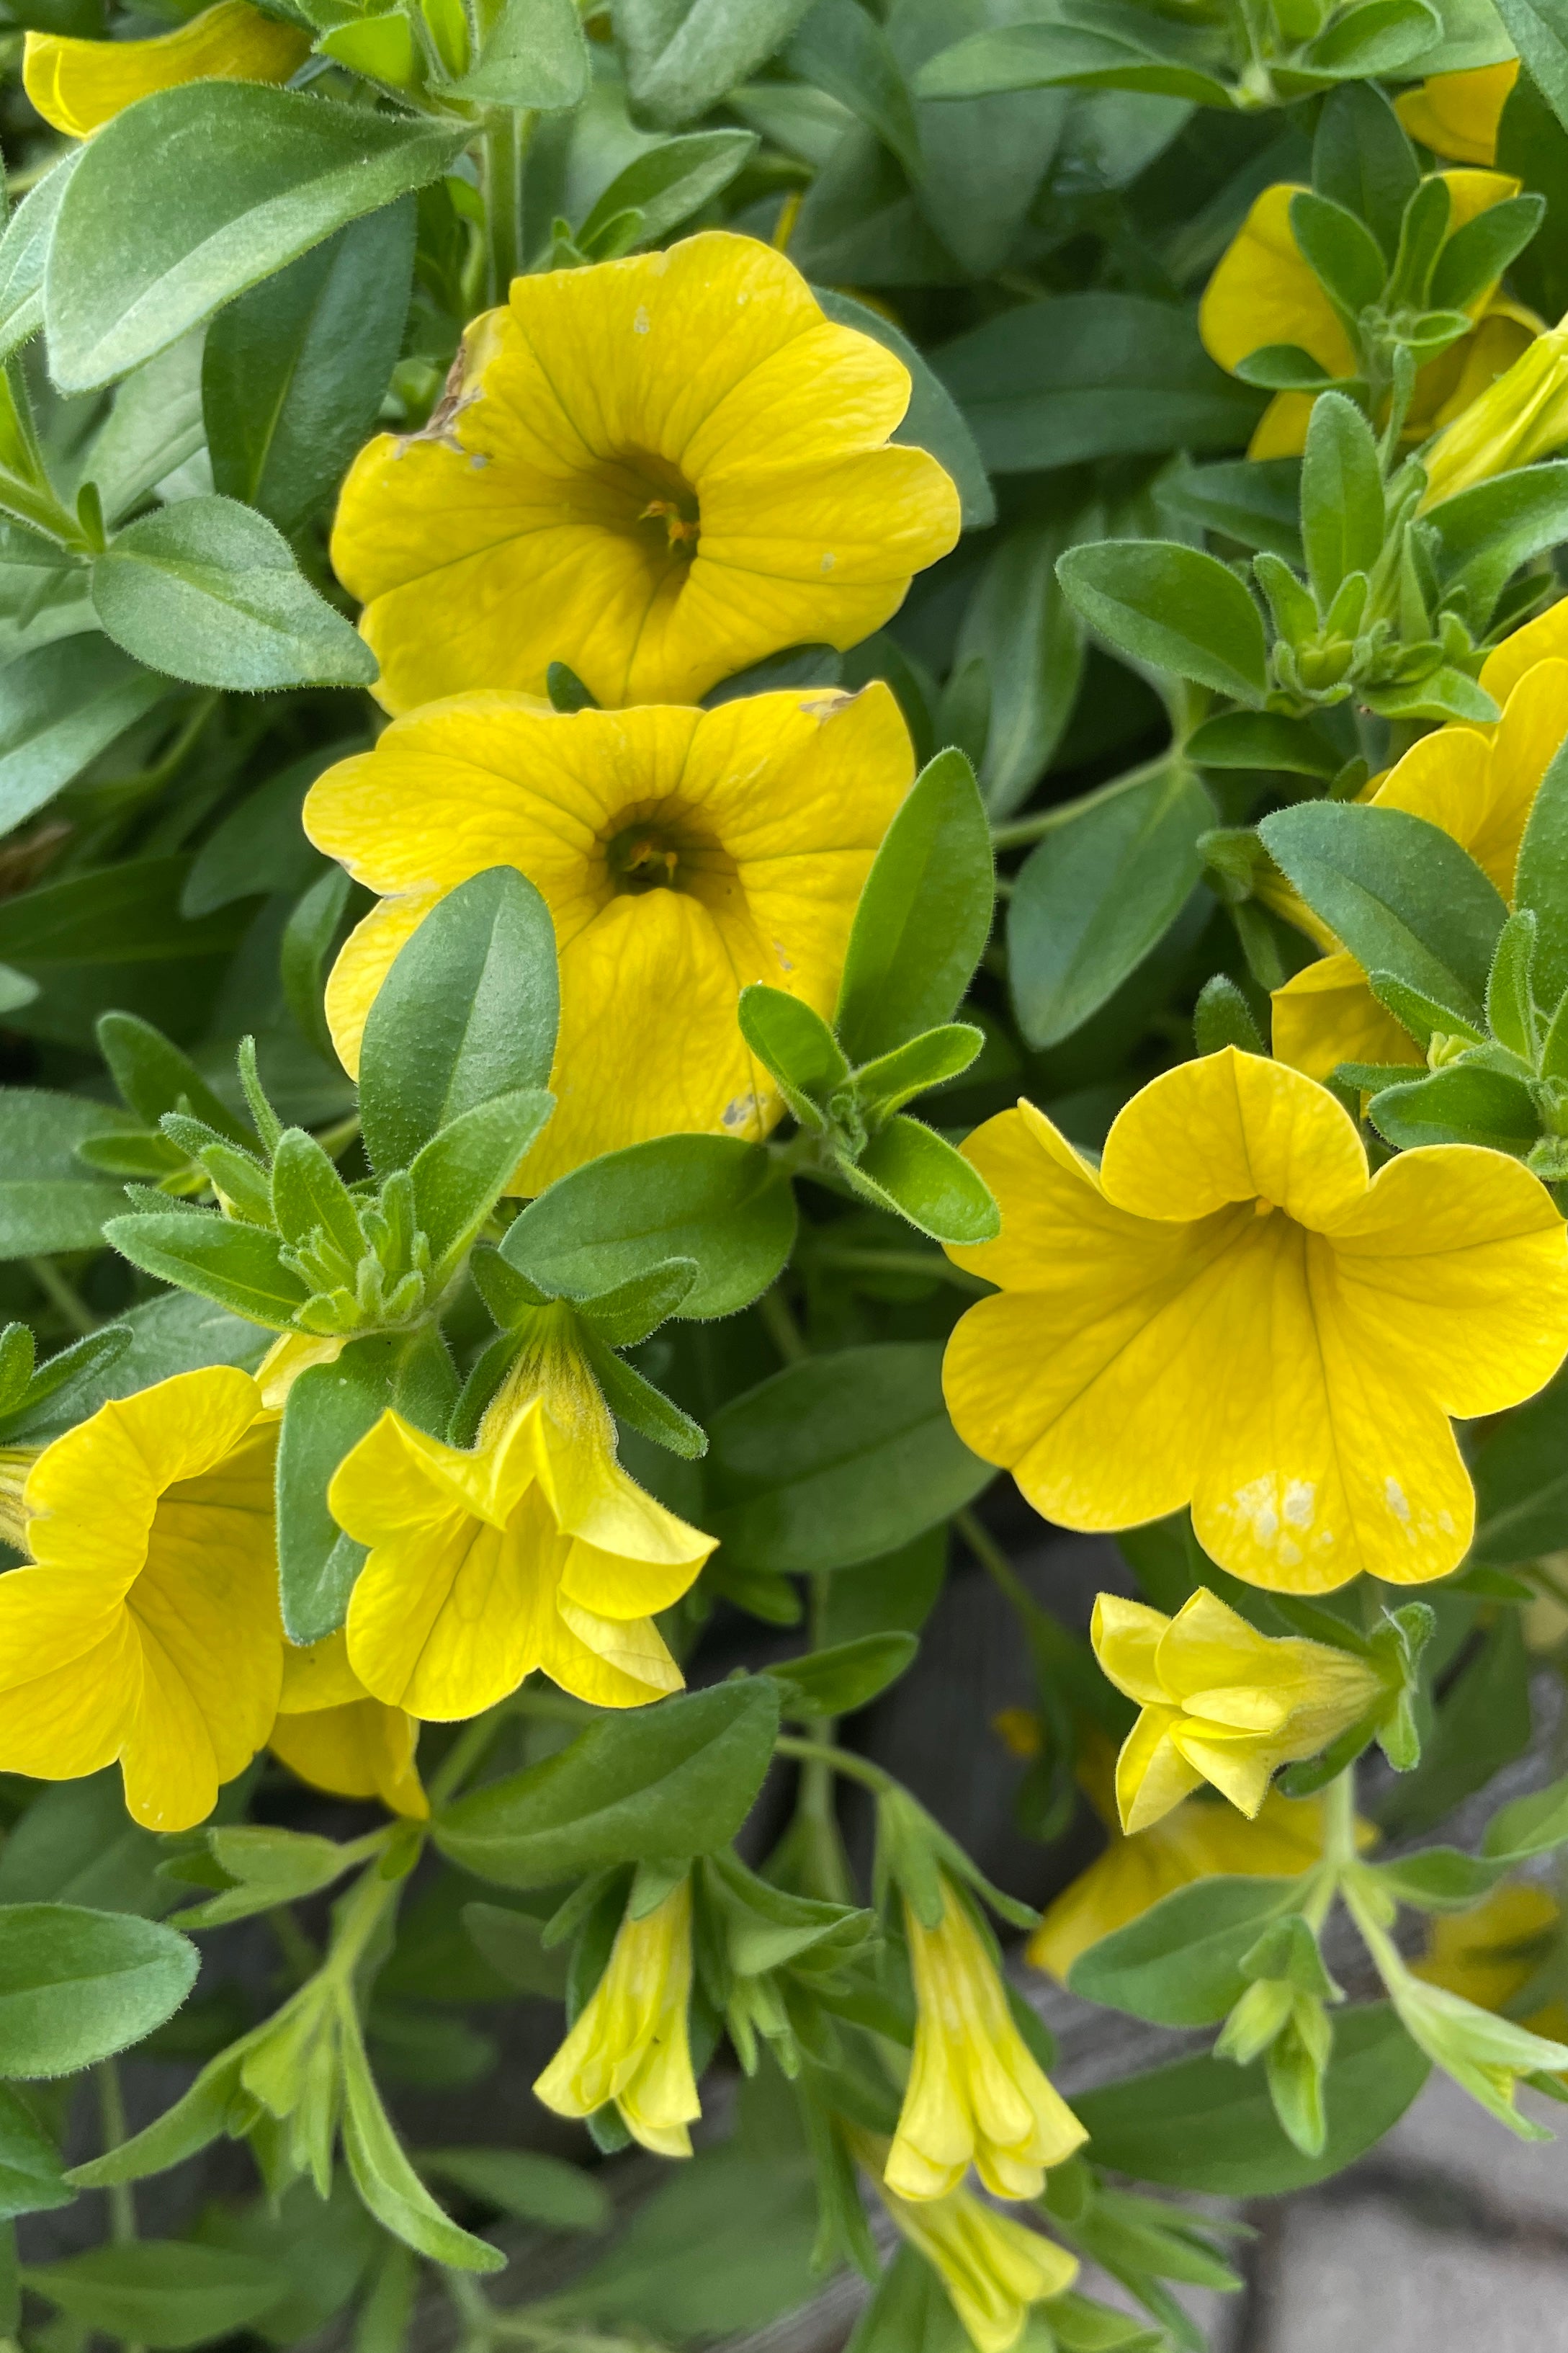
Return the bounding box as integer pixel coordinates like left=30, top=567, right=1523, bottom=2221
left=1396, top=63, right=1520, bottom=165
left=543, top=1602, right=686, bottom=1707
left=1098, top=1048, right=1368, bottom=1228
left=0, top=1587, right=136, bottom=1780
left=269, top=1699, right=428, bottom=1819
left=1088, top=1592, right=1170, bottom=1705
left=1328, top=1143, right=1568, bottom=1419
left=1270, top=952, right=1420, bottom=1085
left=1247, top=390, right=1315, bottom=460
left=1481, top=596, right=1568, bottom=703
left=1469, top=657, right=1568, bottom=892
left=308, top=686, right=913, bottom=1186
left=277, top=1628, right=367, bottom=1713
left=24, top=1, right=309, bottom=138
left=1116, top=1705, right=1204, bottom=1832
left=1199, top=185, right=1357, bottom=378
left=331, top=231, right=960, bottom=713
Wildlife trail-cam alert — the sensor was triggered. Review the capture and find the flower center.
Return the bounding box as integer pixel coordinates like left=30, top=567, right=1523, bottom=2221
left=599, top=798, right=737, bottom=908
left=590, top=449, right=701, bottom=564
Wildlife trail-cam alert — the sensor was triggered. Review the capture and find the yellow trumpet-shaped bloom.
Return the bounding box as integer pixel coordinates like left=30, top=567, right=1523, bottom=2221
left=1199, top=173, right=1536, bottom=459
left=1273, top=643, right=1568, bottom=1081
left=942, top=1049, right=1568, bottom=1591
left=24, top=1, right=310, bottom=138
left=856, top=2136, right=1078, bottom=2353
left=330, top=230, right=961, bottom=715
left=1091, top=1587, right=1385, bottom=1833
left=305, top=685, right=912, bottom=1189
left=0, top=1367, right=282, bottom=1831
left=1421, top=311, right=1568, bottom=505
left=270, top=1630, right=426, bottom=1820
left=330, top=1320, right=714, bottom=1720
left=1029, top=1772, right=1351, bottom=1984
left=533, top=1878, right=699, bottom=2157
left=887, top=1878, right=1086, bottom=2202
left=1396, top=62, right=1520, bottom=165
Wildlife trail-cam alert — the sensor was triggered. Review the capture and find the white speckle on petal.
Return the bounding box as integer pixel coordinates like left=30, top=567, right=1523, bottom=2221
left=1384, top=1478, right=1411, bottom=1522
left=773, top=941, right=794, bottom=973
left=470, top=453, right=488, bottom=470
left=722, top=1091, right=761, bottom=1130
left=633, top=306, right=650, bottom=334
left=820, top=551, right=835, bottom=573
left=1232, top=1476, right=1279, bottom=1545
left=1276, top=1537, right=1303, bottom=1568
left=1283, top=1480, right=1315, bottom=1530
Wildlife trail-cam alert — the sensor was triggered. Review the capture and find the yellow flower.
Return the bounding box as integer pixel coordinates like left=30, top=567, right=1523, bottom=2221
left=1199, top=172, right=1536, bottom=459
left=1091, top=1587, right=1385, bottom=1833
left=533, top=1878, right=699, bottom=2157
left=305, top=686, right=912, bottom=1190
left=270, top=1630, right=426, bottom=1821
left=24, top=0, right=310, bottom=138
left=330, top=231, right=961, bottom=715
left=941, top=1049, right=1568, bottom=1591
left=1421, top=311, right=1568, bottom=505
left=887, top=1877, right=1085, bottom=2202
left=329, top=1315, right=714, bottom=1720
left=0, top=1367, right=282, bottom=1831
left=1396, top=61, right=1520, bottom=165
left=1416, top=1880, right=1568, bottom=2043
left=857, top=2136, right=1078, bottom=2353
left=1273, top=642, right=1568, bottom=1081
left=1029, top=1774, right=1347, bottom=1984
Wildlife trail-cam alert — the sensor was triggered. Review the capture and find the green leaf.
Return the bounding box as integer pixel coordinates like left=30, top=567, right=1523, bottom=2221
left=0, top=1904, right=197, bottom=2079
left=20, top=2242, right=284, bottom=2349
left=912, top=14, right=1233, bottom=104
left=419, top=2149, right=609, bottom=2232
left=503, top=1135, right=796, bottom=1319
left=1371, top=1847, right=1510, bottom=1909
left=1008, top=762, right=1215, bottom=1049
left=789, top=0, right=921, bottom=176
left=1259, top=801, right=1506, bottom=1025
left=434, top=1681, right=781, bottom=1888
left=202, top=200, right=416, bottom=537
left=951, top=522, right=1082, bottom=811
left=1368, top=1061, right=1541, bottom=1153
left=6, top=1292, right=261, bottom=1442
left=1378, top=1612, right=1532, bottom=1838
left=168, top=1826, right=361, bottom=1929
left=1075, top=2004, right=1428, bottom=2192
left=769, top=1632, right=918, bottom=1720
left=815, top=289, right=994, bottom=532
left=277, top=1335, right=396, bottom=1643
left=705, top=1341, right=991, bottom=1572
left=459, top=1901, right=570, bottom=1998
left=1484, top=1771, right=1568, bottom=1859
left=737, top=984, right=846, bottom=1121
left=1514, top=734, right=1568, bottom=1007
left=439, top=0, right=588, bottom=104
left=358, top=867, right=558, bottom=1176
left=1069, top=1878, right=1299, bottom=2026
left=846, top=1115, right=1000, bottom=1246
left=617, top=0, right=819, bottom=124
left=1491, top=0, right=1568, bottom=138
left=835, top=746, right=993, bottom=1064
left=1313, top=83, right=1420, bottom=262
left=104, top=1208, right=311, bottom=1331
left=1300, top=390, right=1384, bottom=608
left=1294, top=0, right=1442, bottom=78
left=1193, top=975, right=1266, bottom=1055
left=1057, top=540, right=1268, bottom=703
left=572, top=1259, right=699, bottom=1347
left=1289, top=189, right=1389, bottom=312
left=98, top=1011, right=249, bottom=1143
left=0, top=1775, right=170, bottom=1921
left=92, top=496, right=375, bottom=692
left=936, top=294, right=1261, bottom=474
left=851, top=1024, right=984, bottom=1115
left=0, top=1087, right=134, bottom=1258
left=1430, top=192, right=1545, bottom=308
left=0, top=2086, right=70, bottom=2220
left=0, top=150, right=81, bottom=365
left=282, top=866, right=352, bottom=1060
left=0, top=636, right=165, bottom=834
left=339, top=2013, right=504, bottom=2273
left=1162, top=455, right=1305, bottom=564
left=1425, top=459, right=1568, bottom=622
left=182, top=744, right=350, bottom=918
left=1473, top=1368, right=1568, bottom=1561
left=576, top=130, right=758, bottom=254
left=816, top=1527, right=947, bottom=1645
left=578, top=1328, right=706, bottom=1460
left=45, top=83, right=468, bottom=391
left=409, top=1089, right=555, bottom=1284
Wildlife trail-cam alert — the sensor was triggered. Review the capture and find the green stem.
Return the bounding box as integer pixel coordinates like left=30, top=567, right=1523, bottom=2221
left=757, top=1282, right=809, bottom=1365
left=428, top=1702, right=516, bottom=1806
left=954, top=1506, right=1044, bottom=1635
left=1300, top=1764, right=1357, bottom=1932
left=95, top=2060, right=138, bottom=2251
left=483, top=110, right=530, bottom=304
left=266, top=1903, right=322, bottom=1988
left=26, top=1256, right=98, bottom=1336
left=989, top=753, right=1175, bottom=852
left=775, top=1732, right=896, bottom=1798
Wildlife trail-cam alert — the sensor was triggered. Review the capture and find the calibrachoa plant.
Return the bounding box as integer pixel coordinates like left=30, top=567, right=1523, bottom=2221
left=14, top=4, right=1568, bottom=2352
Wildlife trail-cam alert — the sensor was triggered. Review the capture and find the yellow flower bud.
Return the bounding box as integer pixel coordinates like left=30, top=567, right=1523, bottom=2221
left=533, top=1879, right=700, bottom=2157
left=887, top=1876, right=1085, bottom=2202
left=1421, top=316, right=1568, bottom=505
left=856, top=2132, right=1078, bottom=2353
left=23, top=0, right=310, bottom=140
left=1093, top=1587, right=1386, bottom=1834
